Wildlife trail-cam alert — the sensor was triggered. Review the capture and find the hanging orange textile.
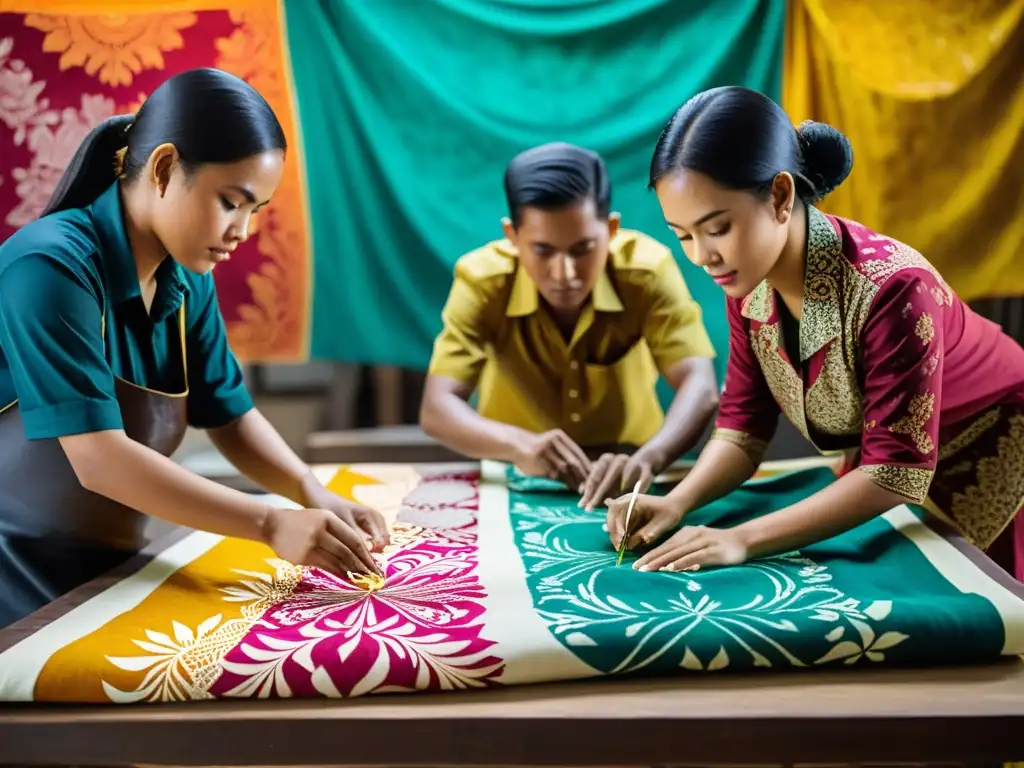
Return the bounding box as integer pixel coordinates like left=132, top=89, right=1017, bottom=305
left=0, top=0, right=310, bottom=362
left=783, top=0, right=1024, bottom=302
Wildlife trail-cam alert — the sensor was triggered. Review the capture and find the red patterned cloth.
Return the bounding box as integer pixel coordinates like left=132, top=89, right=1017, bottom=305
left=0, top=3, right=309, bottom=361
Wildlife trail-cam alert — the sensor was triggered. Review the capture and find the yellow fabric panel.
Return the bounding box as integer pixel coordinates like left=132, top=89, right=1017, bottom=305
left=783, top=0, right=1024, bottom=301
left=32, top=467, right=375, bottom=702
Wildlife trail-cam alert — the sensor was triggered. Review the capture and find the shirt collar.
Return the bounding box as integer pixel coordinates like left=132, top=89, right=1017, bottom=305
left=499, top=241, right=625, bottom=318
left=88, top=181, right=188, bottom=321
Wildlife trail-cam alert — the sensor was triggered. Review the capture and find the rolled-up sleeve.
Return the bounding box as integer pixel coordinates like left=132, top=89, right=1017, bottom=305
left=710, top=297, right=778, bottom=465
left=184, top=274, right=253, bottom=429
left=0, top=254, right=122, bottom=439
left=856, top=273, right=942, bottom=503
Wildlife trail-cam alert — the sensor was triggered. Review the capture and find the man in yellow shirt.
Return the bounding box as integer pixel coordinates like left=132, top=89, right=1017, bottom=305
left=420, top=142, right=719, bottom=509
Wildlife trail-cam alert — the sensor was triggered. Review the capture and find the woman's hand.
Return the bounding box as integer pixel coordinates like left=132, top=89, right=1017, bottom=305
left=309, top=490, right=390, bottom=552
left=633, top=525, right=749, bottom=572
left=579, top=452, right=657, bottom=512
left=261, top=506, right=382, bottom=577
left=605, top=492, right=684, bottom=551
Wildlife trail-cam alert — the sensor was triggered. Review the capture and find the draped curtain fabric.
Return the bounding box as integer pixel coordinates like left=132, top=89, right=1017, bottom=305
left=783, top=0, right=1024, bottom=303
left=0, top=0, right=311, bottom=362
left=288, top=0, right=787, bottom=375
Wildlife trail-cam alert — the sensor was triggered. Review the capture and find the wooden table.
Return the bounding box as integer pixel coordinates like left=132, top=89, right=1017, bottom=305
left=0, top=462, right=1022, bottom=767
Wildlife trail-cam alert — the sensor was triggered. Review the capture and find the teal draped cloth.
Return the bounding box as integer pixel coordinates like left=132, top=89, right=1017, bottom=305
left=284, top=0, right=786, bottom=380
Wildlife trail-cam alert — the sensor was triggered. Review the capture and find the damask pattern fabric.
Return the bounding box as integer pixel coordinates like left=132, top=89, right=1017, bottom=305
left=0, top=460, right=1022, bottom=703
left=714, top=208, right=1024, bottom=557
left=783, top=0, right=1024, bottom=302
left=0, top=1, right=310, bottom=362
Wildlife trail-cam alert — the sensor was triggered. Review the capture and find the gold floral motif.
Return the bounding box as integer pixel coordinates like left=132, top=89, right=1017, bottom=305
left=938, top=407, right=1001, bottom=461
left=900, top=302, right=913, bottom=318
left=888, top=393, right=936, bottom=455
left=711, top=427, right=769, bottom=466
left=749, top=323, right=808, bottom=440
left=741, top=280, right=772, bottom=322
left=799, top=207, right=844, bottom=361
left=859, top=464, right=934, bottom=503
left=948, top=414, right=1024, bottom=550
left=24, top=13, right=197, bottom=87
left=922, top=351, right=941, bottom=377
left=213, top=4, right=310, bottom=361
left=805, top=339, right=863, bottom=436
left=858, top=241, right=954, bottom=306
left=914, top=312, right=935, bottom=344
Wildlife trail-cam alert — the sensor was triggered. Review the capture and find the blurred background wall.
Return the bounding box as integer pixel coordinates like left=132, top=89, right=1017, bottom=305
left=1, top=0, right=1021, bottom=468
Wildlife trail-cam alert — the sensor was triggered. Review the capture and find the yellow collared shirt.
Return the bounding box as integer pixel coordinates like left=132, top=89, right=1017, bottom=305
left=427, top=228, right=716, bottom=447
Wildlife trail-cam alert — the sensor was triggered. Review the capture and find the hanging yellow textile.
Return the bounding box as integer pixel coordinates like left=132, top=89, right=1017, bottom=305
left=0, top=0, right=311, bottom=362
left=783, top=0, right=1024, bottom=301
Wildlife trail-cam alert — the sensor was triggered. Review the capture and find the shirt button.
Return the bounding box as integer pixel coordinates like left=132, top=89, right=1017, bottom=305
left=570, top=413, right=581, bottom=423
left=569, top=389, right=578, bottom=398
left=569, top=361, right=579, bottom=370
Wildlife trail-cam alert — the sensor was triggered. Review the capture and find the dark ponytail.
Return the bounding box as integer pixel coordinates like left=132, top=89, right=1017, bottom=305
left=40, top=67, right=286, bottom=218
left=649, top=86, right=853, bottom=205
left=41, top=115, right=133, bottom=217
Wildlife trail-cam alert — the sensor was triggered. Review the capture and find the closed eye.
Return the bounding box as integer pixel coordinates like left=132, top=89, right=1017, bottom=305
left=709, top=223, right=731, bottom=237
left=220, top=195, right=238, bottom=212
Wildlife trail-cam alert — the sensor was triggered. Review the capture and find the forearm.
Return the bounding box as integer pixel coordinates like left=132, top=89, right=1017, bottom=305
left=420, top=391, right=529, bottom=463
left=60, top=430, right=270, bottom=542
left=665, top=438, right=758, bottom=516
left=207, top=409, right=319, bottom=506
left=735, top=469, right=908, bottom=559
left=640, top=363, right=719, bottom=470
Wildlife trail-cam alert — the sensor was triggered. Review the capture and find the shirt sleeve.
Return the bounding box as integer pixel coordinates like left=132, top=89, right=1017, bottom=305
left=184, top=274, right=254, bottom=429
left=641, top=259, right=716, bottom=374
left=0, top=254, right=122, bottom=438
left=856, top=272, right=943, bottom=503
left=710, top=296, right=779, bottom=465
left=426, top=265, right=493, bottom=386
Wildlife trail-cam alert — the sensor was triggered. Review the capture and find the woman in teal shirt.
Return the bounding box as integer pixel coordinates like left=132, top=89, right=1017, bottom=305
left=0, top=68, right=386, bottom=628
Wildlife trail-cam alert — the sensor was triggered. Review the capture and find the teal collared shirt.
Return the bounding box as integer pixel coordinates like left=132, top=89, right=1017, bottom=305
left=0, top=181, right=253, bottom=439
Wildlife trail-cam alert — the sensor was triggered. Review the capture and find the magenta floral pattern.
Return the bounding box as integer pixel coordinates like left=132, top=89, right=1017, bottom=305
left=207, top=473, right=504, bottom=698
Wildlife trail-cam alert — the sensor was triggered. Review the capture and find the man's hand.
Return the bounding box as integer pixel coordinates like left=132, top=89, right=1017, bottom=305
left=579, top=452, right=658, bottom=511
left=514, top=430, right=592, bottom=489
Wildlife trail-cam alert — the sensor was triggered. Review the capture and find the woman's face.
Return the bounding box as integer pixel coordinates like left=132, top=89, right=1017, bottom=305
left=654, top=168, right=792, bottom=299
left=149, top=148, right=285, bottom=275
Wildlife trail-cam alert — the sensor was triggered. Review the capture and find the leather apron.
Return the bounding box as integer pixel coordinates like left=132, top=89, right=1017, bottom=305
left=0, top=303, right=188, bottom=628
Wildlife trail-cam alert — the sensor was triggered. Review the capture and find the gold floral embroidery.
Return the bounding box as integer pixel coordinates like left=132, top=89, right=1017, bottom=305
left=799, top=208, right=844, bottom=361
left=24, top=13, right=198, bottom=87
left=858, top=241, right=954, bottom=306
left=938, top=407, right=1001, bottom=461
left=711, top=428, right=769, bottom=466
left=749, top=323, right=808, bottom=440
left=914, top=313, right=934, bottom=344
left=859, top=464, right=933, bottom=503
left=888, top=393, right=936, bottom=455
left=741, top=280, right=772, bottom=322
left=805, top=340, right=863, bottom=436
left=922, top=351, right=940, bottom=377
left=948, top=414, right=1024, bottom=550
left=900, top=302, right=913, bottom=318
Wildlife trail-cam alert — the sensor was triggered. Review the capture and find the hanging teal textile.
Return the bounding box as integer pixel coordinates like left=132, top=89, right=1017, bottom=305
left=284, top=0, right=786, bottom=378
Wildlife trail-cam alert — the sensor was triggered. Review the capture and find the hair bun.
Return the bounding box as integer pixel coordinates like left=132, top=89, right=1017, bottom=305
left=797, top=120, right=853, bottom=201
